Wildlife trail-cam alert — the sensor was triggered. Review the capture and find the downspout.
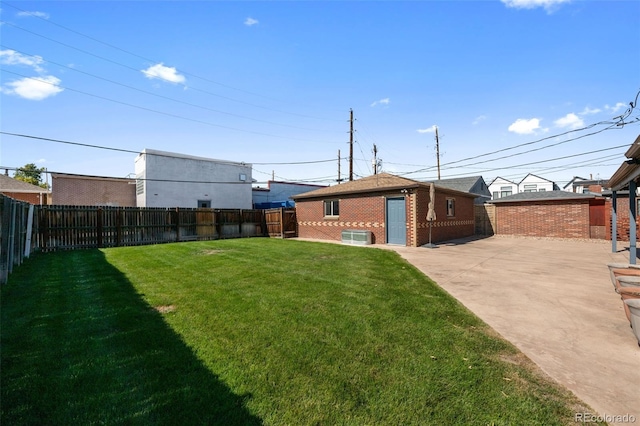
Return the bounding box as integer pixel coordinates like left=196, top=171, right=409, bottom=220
left=411, top=190, right=418, bottom=247
left=629, top=180, right=637, bottom=264
left=612, top=191, right=617, bottom=253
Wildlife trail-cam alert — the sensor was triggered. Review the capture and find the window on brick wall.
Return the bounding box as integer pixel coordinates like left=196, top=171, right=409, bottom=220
left=446, top=198, right=455, bottom=217
left=324, top=199, right=339, bottom=217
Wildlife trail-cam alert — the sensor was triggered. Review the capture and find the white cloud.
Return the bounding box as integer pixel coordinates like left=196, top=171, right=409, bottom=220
left=472, top=115, right=487, bottom=125
left=17, top=11, right=50, bottom=19
left=501, top=0, right=570, bottom=12
left=417, top=125, right=437, bottom=134
left=580, top=106, right=601, bottom=115
left=554, top=113, right=584, bottom=129
left=0, top=49, right=45, bottom=73
left=244, top=17, right=259, bottom=26
left=605, top=102, right=628, bottom=114
left=1, top=75, right=63, bottom=100
left=141, top=63, right=186, bottom=84
left=370, top=98, right=390, bottom=107
left=508, top=118, right=541, bottom=134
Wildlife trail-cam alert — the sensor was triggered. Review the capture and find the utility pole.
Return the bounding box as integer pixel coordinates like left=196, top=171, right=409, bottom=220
left=435, top=126, right=441, bottom=180
left=349, top=108, right=354, bottom=181
left=372, top=144, right=378, bottom=175
left=337, top=149, right=343, bottom=184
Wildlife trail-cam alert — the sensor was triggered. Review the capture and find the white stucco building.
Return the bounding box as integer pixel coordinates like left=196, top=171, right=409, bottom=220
left=135, top=149, right=253, bottom=209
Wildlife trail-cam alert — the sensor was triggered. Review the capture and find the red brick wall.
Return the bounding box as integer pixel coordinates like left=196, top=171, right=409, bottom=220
left=413, top=187, right=475, bottom=246
left=53, top=176, right=136, bottom=206
left=607, top=197, right=640, bottom=242
left=296, top=188, right=476, bottom=246
left=495, top=200, right=590, bottom=238
left=296, top=194, right=388, bottom=243
left=1, top=191, right=48, bottom=205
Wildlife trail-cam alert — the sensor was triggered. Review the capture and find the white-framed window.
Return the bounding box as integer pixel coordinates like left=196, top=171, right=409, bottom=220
left=446, top=198, right=455, bottom=217
left=500, top=186, right=512, bottom=198
left=523, top=184, right=537, bottom=193
left=324, top=200, right=340, bottom=217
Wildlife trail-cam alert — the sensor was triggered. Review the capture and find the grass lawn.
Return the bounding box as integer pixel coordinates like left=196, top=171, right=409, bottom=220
left=1, top=238, right=596, bottom=425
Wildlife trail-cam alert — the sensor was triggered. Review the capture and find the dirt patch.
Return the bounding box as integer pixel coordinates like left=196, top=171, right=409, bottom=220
left=154, top=305, right=176, bottom=314
left=201, top=249, right=223, bottom=255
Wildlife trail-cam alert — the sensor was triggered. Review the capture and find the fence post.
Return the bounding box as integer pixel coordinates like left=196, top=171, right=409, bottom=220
left=0, top=196, right=9, bottom=284
left=97, top=207, right=103, bottom=248
left=116, top=208, right=123, bottom=247
left=24, top=204, right=34, bottom=258
left=175, top=207, right=180, bottom=242
left=280, top=208, right=284, bottom=239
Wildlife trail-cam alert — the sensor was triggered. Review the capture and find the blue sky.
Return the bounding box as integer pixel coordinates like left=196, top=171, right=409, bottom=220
left=1, top=0, right=639, bottom=188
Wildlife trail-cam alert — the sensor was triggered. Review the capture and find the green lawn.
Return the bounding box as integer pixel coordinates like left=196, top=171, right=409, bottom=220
left=1, top=238, right=596, bottom=425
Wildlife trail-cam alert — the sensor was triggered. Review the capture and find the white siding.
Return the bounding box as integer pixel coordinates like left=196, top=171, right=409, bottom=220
left=135, top=149, right=252, bottom=208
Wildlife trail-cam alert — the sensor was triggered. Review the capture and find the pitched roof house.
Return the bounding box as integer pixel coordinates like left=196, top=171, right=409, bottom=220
left=0, top=174, right=50, bottom=205
left=292, top=173, right=476, bottom=246
left=434, top=176, right=491, bottom=204
left=488, top=177, right=518, bottom=200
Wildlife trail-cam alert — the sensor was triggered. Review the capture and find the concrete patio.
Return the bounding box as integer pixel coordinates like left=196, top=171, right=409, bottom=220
left=388, top=236, right=639, bottom=423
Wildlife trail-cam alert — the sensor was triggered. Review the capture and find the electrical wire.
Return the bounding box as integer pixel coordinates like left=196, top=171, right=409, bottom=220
left=0, top=70, right=341, bottom=144
left=0, top=45, right=342, bottom=134
left=0, top=12, right=342, bottom=122
left=0, top=132, right=338, bottom=165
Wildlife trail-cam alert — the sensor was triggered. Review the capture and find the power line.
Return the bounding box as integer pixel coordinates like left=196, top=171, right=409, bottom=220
left=1, top=45, right=341, bottom=134
left=0, top=132, right=338, bottom=166
left=0, top=12, right=342, bottom=122
left=0, top=71, right=340, bottom=144
left=419, top=144, right=628, bottom=180
left=401, top=92, right=639, bottom=176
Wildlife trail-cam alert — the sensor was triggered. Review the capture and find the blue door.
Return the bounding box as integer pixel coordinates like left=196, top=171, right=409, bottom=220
left=386, top=197, right=406, bottom=245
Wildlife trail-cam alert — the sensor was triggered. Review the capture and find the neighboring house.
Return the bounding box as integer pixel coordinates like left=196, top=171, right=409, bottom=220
left=518, top=173, right=559, bottom=193
left=0, top=174, right=50, bottom=205
left=490, top=190, right=604, bottom=239
left=488, top=174, right=559, bottom=200
left=252, top=181, right=327, bottom=209
left=434, top=176, right=491, bottom=205
left=488, top=177, right=518, bottom=201
left=563, top=176, right=608, bottom=194
left=292, top=172, right=476, bottom=247
left=135, top=149, right=253, bottom=209
left=52, top=173, right=136, bottom=206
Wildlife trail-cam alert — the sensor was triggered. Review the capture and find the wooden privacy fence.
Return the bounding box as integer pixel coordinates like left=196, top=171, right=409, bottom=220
left=36, top=206, right=270, bottom=251
left=0, top=195, right=36, bottom=284
left=265, top=208, right=297, bottom=238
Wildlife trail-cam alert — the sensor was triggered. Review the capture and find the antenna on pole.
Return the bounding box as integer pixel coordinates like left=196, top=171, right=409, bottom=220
left=435, top=126, right=441, bottom=180
left=372, top=144, right=378, bottom=175
left=349, top=108, right=354, bottom=181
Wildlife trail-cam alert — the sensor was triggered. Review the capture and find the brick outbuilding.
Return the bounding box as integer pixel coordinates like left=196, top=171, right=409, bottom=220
left=490, top=191, right=604, bottom=239
left=292, top=173, right=476, bottom=247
